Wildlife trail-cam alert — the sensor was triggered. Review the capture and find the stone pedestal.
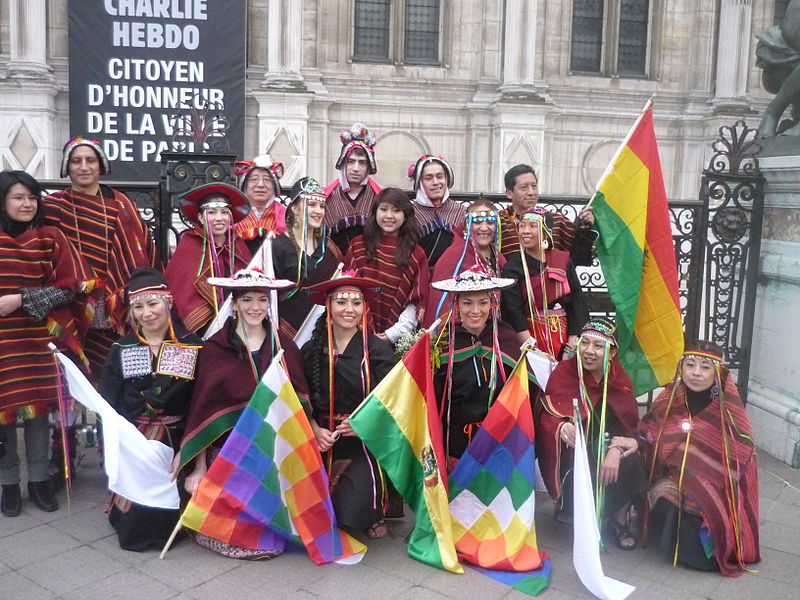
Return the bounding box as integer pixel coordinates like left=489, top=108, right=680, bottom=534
left=747, top=155, right=800, bottom=467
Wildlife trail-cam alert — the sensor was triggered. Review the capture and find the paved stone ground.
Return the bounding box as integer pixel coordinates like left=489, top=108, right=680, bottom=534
left=1, top=446, right=799, bottom=600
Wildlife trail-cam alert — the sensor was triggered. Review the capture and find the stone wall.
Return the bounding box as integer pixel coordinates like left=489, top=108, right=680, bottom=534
left=748, top=155, right=800, bottom=467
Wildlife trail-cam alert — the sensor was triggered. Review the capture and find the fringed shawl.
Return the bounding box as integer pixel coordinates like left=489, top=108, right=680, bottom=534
left=178, top=318, right=309, bottom=467
left=537, top=356, right=639, bottom=500
left=164, top=228, right=251, bottom=333
left=344, top=234, right=429, bottom=333
left=0, top=226, right=95, bottom=420
left=642, top=376, right=760, bottom=575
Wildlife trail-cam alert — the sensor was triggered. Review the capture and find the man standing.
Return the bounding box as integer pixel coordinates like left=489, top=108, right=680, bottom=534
left=234, top=157, right=286, bottom=255
left=324, top=123, right=382, bottom=254
left=43, top=137, right=159, bottom=375
left=500, top=164, right=596, bottom=265
left=409, top=155, right=466, bottom=269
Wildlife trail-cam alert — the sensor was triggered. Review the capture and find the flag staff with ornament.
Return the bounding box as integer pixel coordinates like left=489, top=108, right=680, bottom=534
left=586, top=96, right=684, bottom=395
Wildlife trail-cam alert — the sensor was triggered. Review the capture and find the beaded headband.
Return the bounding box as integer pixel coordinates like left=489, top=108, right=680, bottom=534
left=468, top=210, right=498, bottom=223
left=290, top=177, right=325, bottom=202
left=580, top=318, right=617, bottom=346
left=682, top=350, right=723, bottom=364
left=332, top=291, right=363, bottom=300
left=200, top=200, right=232, bottom=211
left=129, top=285, right=173, bottom=302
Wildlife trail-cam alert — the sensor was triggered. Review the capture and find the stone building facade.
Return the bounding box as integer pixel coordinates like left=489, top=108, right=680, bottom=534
left=0, top=0, right=778, bottom=197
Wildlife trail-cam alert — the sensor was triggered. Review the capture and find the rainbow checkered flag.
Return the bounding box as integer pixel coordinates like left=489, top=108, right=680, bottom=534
left=448, top=358, right=551, bottom=596
left=180, top=352, right=366, bottom=564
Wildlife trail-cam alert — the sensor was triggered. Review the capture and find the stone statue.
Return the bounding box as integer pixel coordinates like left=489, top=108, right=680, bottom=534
left=756, top=0, right=800, bottom=137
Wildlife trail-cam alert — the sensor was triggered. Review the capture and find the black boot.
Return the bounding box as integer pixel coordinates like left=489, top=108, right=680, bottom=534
left=28, top=481, right=58, bottom=512
left=1, top=484, right=22, bottom=517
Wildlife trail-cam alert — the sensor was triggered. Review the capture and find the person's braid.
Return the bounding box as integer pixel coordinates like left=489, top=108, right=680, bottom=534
left=302, top=313, right=329, bottom=409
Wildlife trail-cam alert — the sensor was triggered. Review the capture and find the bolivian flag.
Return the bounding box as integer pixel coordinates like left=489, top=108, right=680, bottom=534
left=590, top=102, right=683, bottom=394
left=349, top=332, right=462, bottom=573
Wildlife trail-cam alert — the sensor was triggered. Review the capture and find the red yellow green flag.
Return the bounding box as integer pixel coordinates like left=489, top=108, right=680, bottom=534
left=348, top=332, right=462, bottom=573
left=590, top=102, right=683, bottom=394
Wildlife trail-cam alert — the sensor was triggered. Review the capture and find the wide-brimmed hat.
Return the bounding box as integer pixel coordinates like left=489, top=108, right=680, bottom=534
left=335, top=123, right=377, bottom=174
left=60, top=137, right=110, bottom=178
left=432, top=268, right=515, bottom=294
left=207, top=268, right=294, bottom=290
left=234, top=156, right=284, bottom=196
left=580, top=317, right=617, bottom=346
left=178, top=182, right=250, bottom=225
left=408, top=155, right=454, bottom=191
left=304, top=270, right=382, bottom=305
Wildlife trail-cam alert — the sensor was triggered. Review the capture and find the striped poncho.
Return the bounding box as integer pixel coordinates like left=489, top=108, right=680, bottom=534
left=43, top=186, right=159, bottom=374
left=413, top=199, right=466, bottom=269
left=324, top=178, right=381, bottom=254
left=344, top=234, right=430, bottom=336
left=642, top=376, right=760, bottom=576
left=0, top=226, right=94, bottom=423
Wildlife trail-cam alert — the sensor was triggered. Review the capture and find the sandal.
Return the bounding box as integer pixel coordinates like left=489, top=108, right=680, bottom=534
left=367, top=520, right=388, bottom=538
left=606, top=518, right=638, bottom=551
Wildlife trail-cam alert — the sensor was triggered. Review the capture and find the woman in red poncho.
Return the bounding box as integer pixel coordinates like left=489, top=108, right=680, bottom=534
left=1, top=170, right=94, bottom=517
left=178, top=268, right=307, bottom=559
left=424, top=198, right=506, bottom=328
left=165, top=183, right=252, bottom=335
left=344, top=187, right=429, bottom=345
left=538, top=318, right=648, bottom=550
left=642, top=341, right=760, bottom=576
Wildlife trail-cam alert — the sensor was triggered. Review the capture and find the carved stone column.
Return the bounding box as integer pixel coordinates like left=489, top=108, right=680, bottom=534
left=712, top=0, right=753, bottom=111
left=264, top=0, right=305, bottom=89
left=8, top=0, right=52, bottom=77
left=500, top=0, right=540, bottom=98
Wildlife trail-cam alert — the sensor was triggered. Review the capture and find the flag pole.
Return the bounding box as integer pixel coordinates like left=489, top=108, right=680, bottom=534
left=349, top=320, right=442, bottom=420
left=584, top=95, right=655, bottom=210
left=159, top=520, right=183, bottom=559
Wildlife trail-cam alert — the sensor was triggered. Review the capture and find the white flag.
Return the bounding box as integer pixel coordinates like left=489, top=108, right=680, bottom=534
left=572, top=418, right=635, bottom=600
left=53, top=348, right=179, bottom=509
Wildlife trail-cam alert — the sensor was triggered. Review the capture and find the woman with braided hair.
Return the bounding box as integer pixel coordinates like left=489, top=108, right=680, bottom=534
left=272, top=177, right=343, bottom=341
left=430, top=269, right=521, bottom=464
left=642, top=341, right=760, bottom=576
left=538, top=318, right=648, bottom=549
left=177, top=268, right=307, bottom=559
left=100, top=268, right=201, bottom=550
left=301, top=272, right=395, bottom=538
left=424, top=198, right=506, bottom=328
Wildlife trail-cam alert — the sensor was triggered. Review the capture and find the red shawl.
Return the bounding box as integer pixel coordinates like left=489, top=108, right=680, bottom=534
left=538, top=356, right=639, bottom=499
left=178, top=319, right=309, bottom=467
left=164, top=228, right=251, bottom=333
left=642, top=377, right=760, bottom=575
left=43, top=186, right=159, bottom=331
left=344, top=234, right=430, bottom=333
left=423, top=236, right=506, bottom=328
left=323, top=178, right=381, bottom=234
left=0, top=226, right=94, bottom=420
left=235, top=202, right=286, bottom=240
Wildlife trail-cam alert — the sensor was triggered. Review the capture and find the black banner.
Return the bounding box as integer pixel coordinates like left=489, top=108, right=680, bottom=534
left=68, top=1, right=246, bottom=181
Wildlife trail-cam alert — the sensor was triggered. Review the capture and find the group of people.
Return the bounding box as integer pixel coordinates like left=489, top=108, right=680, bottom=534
left=0, top=124, right=759, bottom=576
